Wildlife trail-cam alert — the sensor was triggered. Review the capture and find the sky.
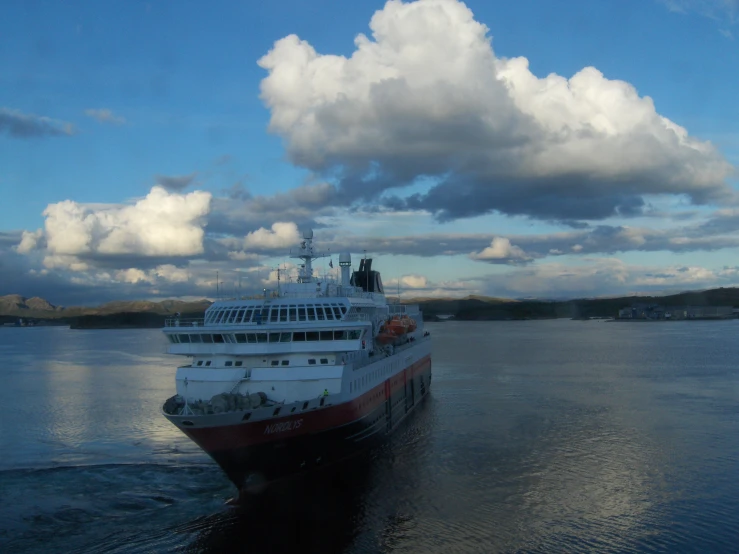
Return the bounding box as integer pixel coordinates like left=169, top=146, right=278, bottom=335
left=1, top=0, right=738, bottom=306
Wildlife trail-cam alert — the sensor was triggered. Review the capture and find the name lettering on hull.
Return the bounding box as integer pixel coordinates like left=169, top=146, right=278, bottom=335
left=264, top=419, right=303, bottom=435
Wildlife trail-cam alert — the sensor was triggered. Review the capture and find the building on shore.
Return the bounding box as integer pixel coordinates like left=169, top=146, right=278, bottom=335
left=618, top=304, right=735, bottom=320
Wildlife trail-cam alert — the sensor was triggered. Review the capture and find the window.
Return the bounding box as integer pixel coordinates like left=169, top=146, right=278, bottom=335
left=325, top=308, right=335, bottom=321
left=235, top=309, right=245, bottom=323
left=271, top=360, right=279, bottom=366
left=190, top=334, right=202, bottom=343
left=308, top=359, right=316, bottom=365
left=244, top=309, right=253, bottom=322
left=334, top=330, right=347, bottom=340
left=273, top=407, right=281, bottom=416
left=269, top=308, right=279, bottom=322
left=349, top=330, right=361, bottom=340
left=316, top=306, right=325, bottom=320
left=280, top=332, right=291, bottom=343
left=178, top=334, right=190, bottom=343
left=293, top=332, right=306, bottom=342
left=289, top=307, right=297, bottom=321
left=281, top=360, right=289, bottom=366
left=168, top=335, right=177, bottom=343
left=235, top=361, right=243, bottom=367
left=205, top=361, right=211, bottom=366
left=280, top=307, right=288, bottom=322
left=256, top=333, right=267, bottom=343
left=320, top=358, right=328, bottom=364
left=246, top=333, right=257, bottom=344
left=268, top=333, right=281, bottom=343
left=235, top=333, right=247, bottom=343
left=303, top=401, right=309, bottom=410
left=298, top=306, right=307, bottom=321
left=307, top=306, right=316, bottom=321
left=306, top=331, right=319, bottom=341
left=213, top=334, right=224, bottom=343
left=320, top=331, right=333, bottom=341
left=197, top=360, right=203, bottom=366
left=225, top=361, right=233, bottom=367
left=202, top=334, right=213, bottom=343
left=332, top=306, right=343, bottom=319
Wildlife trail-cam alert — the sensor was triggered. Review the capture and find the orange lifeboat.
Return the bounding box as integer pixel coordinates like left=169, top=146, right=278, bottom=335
left=386, top=315, right=410, bottom=337
left=375, top=323, right=397, bottom=344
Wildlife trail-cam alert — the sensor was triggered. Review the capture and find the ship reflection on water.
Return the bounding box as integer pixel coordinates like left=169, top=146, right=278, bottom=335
left=183, top=456, right=376, bottom=553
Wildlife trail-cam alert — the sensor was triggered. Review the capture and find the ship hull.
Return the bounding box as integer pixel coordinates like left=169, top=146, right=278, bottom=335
left=172, top=355, right=432, bottom=493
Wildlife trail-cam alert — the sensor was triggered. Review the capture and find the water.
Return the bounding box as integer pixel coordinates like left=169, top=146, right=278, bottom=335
left=1, top=321, right=739, bottom=552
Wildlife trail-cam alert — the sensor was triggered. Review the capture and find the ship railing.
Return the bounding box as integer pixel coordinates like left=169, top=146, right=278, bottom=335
left=388, top=304, right=421, bottom=315
left=343, top=313, right=370, bottom=322
left=165, top=318, right=205, bottom=328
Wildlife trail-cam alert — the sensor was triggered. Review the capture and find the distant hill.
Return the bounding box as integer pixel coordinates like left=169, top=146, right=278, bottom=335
left=0, top=295, right=212, bottom=320
left=3, top=287, right=739, bottom=326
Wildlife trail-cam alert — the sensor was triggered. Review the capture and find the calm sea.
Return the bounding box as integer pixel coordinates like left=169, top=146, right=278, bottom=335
left=1, top=320, right=739, bottom=553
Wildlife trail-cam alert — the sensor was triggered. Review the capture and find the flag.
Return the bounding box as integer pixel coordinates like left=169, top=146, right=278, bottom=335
left=329, top=259, right=333, bottom=268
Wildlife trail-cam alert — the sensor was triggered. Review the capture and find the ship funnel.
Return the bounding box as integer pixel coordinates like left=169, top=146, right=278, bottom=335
left=339, top=252, right=351, bottom=287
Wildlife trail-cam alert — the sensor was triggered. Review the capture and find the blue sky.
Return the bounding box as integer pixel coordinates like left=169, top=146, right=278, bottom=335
left=1, top=0, right=738, bottom=305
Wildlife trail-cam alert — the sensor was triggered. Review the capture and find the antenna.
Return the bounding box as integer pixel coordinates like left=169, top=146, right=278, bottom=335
left=216, top=270, right=219, bottom=300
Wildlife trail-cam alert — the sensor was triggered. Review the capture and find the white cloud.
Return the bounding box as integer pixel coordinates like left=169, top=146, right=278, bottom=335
left=116, top=268, right=155, bottom=284
left=84, top=108, right=126, bottom=125
left=15, top=229, right=43, bottom=253
left=258, top=0, right=733, bottom=221
left=154, top=264, right=191, bottom=283
left=41, top=185, right=211, bottom=261
left=470, top=237, right=530, bottom=263
left=244, top=222, right=300, bottom=249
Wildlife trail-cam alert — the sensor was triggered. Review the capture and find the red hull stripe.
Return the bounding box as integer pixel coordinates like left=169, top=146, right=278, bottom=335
left=183, top=355, right=431, bottom=452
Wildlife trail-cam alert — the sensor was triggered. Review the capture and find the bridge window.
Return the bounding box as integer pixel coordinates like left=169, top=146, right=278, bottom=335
left=197, top=360, right=203, bottom=366
left=205, top=361, right=211, bottom=366
left=213, top=334, right=224, bottom=343
left=281, top=360, right=289, bottom=366
left=320, top=331, right=333, bottom=341
left=298, top=306, right=307, bottom=321
left=235, top=309, right=246, bottom=323
left=235, top=333, right=247, bottom=343
left=308, top=359, right=316, bottom=365
left=280, top=332, right=291, bottom=343
left=316, top=306, right=326, bottom=320
left=348, top=330, right=362, bottom=340
left=225, top=361, right=233, bottom=367
left=334, top=330, right=347, bottom=340
left=235, top=361, right=243, bottom=367
left=280, top=307, right=288, bottom=322
left=268, top=333, right=281, bottom=343
left=320, top=358, right=328, bottom=364
left=306, top=331, right=319, bottom=341
left=332, top=306, right=342, bottom=319
left=271, top=360, right=279, bottom=366
left=178, top=334, right=190, bottom=343
left=190, top=334, right=202, bottom=343
left=246, top=333, right=256, bottom=344
left=244, top=308, right=253, bottom=322
left=289, top=307, right=297, bottom=321
left=202, top=334, right=213, bottom=343
left=254, top=333, right=266, bottom=343
left=293, top=332, right=305, bottom=342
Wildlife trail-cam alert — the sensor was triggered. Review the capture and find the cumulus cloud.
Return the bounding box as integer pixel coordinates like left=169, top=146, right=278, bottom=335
left=244, top=222, right=300, bottom=249
left=156, top=172, right=198, bottom=191
left=39, top=186, right=211, bottom=268
left=470, top=237, right=530, bottom=263
left=0, top=107, right=75, bottom=138
left=258, top=0, right=734, bottom=222
left=15, top=229, right=44, bottom=254
left=480, top=258, right=739, bottom=298
left=84, top=108, right=126, bottom=125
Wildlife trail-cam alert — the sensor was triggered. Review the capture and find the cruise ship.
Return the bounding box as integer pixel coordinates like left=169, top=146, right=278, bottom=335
left=161, top=229, right=432, bottom=495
